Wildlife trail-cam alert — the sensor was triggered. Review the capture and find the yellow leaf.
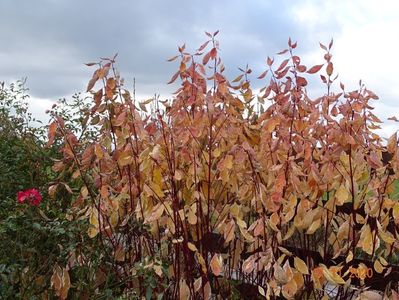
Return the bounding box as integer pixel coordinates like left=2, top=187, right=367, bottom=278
left=393, top=203, right=399, bottom=223
left=374, top=259, right=384, bottom=274
left=379, top=256, right=388, bottom=266
left=224, top=155, right=234, bottom=169
left=258, top=286, right=265, bottom=297
left=359, top=224, right=374, bottom=255
left=118, top=152, right=132, bottom=167
left=346, top=251, right=353, bottom=263
left=187, top=208, right=197, bottom=225
left=187, top=242, right=197, bottom=252
left=87, top=226, right=99, bottom=238
left=236, top=218, right=247, bottom=229
left=153, top=167, right=163, bottom=185
left=294, top=257, right=309, bottom=275
left=146, top=204, right=164, bottom=223
left=269, top=212, right=280, bottom=232
left=306, top=218, right=321, bottom=235
left=109, top=211, right=119, bottom=228
left=81, top=186, right=88, bottom=198
left=239, top=226, right=254, bottom=242
left=195, top=252, right=207, bottom=274
left=150, top=182, right=165, bottom=198
left=321, top=264, right=345, bottom=285
left=210, top=254, right=223, bottom=276
left=212, top=148, right=221, bottom=158
left=89, top=209, right=99, bottom=227
left=94, top=143, right=103, bottom=159
left=335, top=186, right=349, bottom=205
left=230, top=203, right=240, bottom=218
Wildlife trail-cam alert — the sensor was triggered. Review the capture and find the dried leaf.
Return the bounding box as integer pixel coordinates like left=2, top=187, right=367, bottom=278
left=210, top=254, right=223, bottom=276
left=294, top=257, right=309, bottom=275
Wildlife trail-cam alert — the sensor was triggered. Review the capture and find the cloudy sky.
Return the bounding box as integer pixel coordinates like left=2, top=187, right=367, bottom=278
left=1, top=0, right=398, bottom=137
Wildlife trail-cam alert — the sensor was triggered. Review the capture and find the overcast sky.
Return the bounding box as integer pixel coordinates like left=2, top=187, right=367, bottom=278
left=1, top=0, right=398, bottom=137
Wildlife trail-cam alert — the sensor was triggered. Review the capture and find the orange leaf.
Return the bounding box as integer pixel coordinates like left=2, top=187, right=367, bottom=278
left=210, top=254, right=223, bottom=276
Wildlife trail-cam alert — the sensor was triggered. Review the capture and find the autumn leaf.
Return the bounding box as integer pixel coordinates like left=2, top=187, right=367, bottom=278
left=335, top=185, right=349, bottom=205
left=321, top=264, right=345, bottom=285
left=307, top=64, right=324, bottom=74
left=294, top=257, right=309, bottom=275
left=326, top=62, right=334, bottom=76
left=210, top=254, right=223, bottom=276
left=46, top=121, right=57, bottom=147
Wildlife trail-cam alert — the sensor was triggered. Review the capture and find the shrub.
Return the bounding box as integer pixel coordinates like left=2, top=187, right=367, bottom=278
left=46, top=32, right=399, bottom=299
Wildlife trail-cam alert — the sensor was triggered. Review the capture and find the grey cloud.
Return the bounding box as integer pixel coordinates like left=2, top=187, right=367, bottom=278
left=0, top=0, right=305, bottom=100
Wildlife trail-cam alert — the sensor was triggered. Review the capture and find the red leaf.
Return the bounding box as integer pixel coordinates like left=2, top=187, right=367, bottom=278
left=210, top=47, right=217, bottom=59
left=319, top=42, right=327, bottom=50
left=388, top=116, right=399, bottom=122
left=267, top=56, right=274, bottom=67
left=326, top=62, right=333, bottom=76
left=257, top=70, right=268, bottom=79
left=329, top=38, right=334, bottom=50
left=197, top=40, right=210, bottom=52
left=277, top=49, right=289, bottom=55
left=232, top=74, right=244, bottom=83
left=297, top=65, right=306, bottom=72
left=203, top=51, right=211, bottom=65
left=213, top=30, right=219, bottom=37
left=167, top=55, right=179, bottom=62
left=86, top=77, right=98, bottom=92
left=307, top=64, right=324, bottom=74
left=275, top=66, right=290, bottom=79
left=276, top=59, right=289, bottom=72
left=167, top=71, right=180, bottom=84
left=296, top=76, right=308, bottom=87
left=178, top=44, right=186, bottom=53
left=292, top=55, right=300, bottom=65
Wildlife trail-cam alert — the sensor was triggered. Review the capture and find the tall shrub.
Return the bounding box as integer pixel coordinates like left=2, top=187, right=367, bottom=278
left=47, top=33, right=399, bottom=299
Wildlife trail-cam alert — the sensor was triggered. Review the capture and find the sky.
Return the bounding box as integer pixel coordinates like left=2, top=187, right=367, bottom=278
left=1, top=0, right=398, bottom=137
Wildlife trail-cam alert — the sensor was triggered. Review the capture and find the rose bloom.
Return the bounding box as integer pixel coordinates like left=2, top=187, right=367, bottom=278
left=17, top=188, right=42, bottom=206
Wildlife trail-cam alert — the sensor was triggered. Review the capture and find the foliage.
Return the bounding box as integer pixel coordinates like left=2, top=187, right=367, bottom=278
left=0, top=83, right=105, bottom=299
left=45, top=32, right=399, bottom=300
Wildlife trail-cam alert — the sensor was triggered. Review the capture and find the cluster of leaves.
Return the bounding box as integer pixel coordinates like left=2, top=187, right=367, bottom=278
left=27, top=33, right=399, bottom=299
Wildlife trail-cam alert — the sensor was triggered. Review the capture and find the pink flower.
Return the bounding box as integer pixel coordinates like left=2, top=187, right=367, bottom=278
left=17, top=188, right=42, bottom=206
